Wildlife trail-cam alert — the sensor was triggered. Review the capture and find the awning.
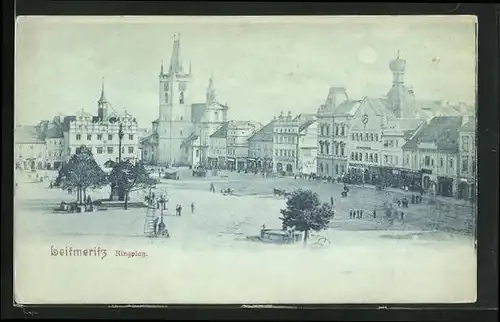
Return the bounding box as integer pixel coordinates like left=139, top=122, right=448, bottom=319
left=227, top=158, right=236, bottom=162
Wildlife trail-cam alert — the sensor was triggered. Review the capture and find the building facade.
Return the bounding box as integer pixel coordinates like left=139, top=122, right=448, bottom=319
left=457, top=117, right=476, bottom=201
left=247, top=121, right=274, bottom=171
left=402, top=116, right=464, bottom=197
left=226, top=121, right=261, bottom=171
left=208, top=122, right=229, bottom=168
left=62, top=83, right=140, bottom=168
left=272, top=111, right=316, bottom=175
left=316, top=86, right=361, bottom=178
left=14, top=125, right=47, bottom=170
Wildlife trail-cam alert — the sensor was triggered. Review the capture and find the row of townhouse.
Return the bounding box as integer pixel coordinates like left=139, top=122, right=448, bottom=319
left=15, top=84, right=143, bottom=170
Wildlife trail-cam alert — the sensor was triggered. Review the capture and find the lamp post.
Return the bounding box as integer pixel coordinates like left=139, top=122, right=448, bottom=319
left=118, top=123, right=124, bottom=162
left=158, top=195, right=167, bottom=224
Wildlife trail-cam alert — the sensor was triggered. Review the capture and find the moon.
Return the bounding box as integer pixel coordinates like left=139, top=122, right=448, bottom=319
left=358, top=46, right=378, bottom=64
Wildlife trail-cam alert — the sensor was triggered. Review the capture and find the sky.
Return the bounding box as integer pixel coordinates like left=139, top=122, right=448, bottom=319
left=15, top=16, right=477, bottom=128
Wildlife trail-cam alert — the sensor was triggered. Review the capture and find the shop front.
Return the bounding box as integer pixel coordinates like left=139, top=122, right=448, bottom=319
left=227, top=157, right=236, bottom=171
left=437, top=176, right=454, bottom=197
left=457, top=177, right=475, bottom=201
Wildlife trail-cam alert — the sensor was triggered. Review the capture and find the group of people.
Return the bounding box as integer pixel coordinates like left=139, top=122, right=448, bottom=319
left=349, top=209, right=373, bottom=219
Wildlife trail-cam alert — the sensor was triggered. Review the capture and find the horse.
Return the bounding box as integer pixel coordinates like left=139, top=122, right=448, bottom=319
left=273, top=188, right=284, bottom=196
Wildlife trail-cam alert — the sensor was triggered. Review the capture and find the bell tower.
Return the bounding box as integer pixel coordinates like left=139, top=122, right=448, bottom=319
left=157, top=33, right=194, bottom=166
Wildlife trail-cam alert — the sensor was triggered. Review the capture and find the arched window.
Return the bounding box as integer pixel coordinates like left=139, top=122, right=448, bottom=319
left=319, top=141, right=324, bottom=154
left=340, top=142, right=345, bottom=156
left=326, top=142, right=329, bottom=155
left=341, top=124, right=345, bottom=136
left=335, top=142, right=339, bottom=155
left=369, top=153, right=373, bottom=162
left=335, top=125, right=339, bottom=136
left=326, top=125, right=330, bottom=136
left=335, top=164, right=339, bottom=175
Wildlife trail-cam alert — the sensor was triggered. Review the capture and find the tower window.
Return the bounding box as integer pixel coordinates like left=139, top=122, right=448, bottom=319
left=180, top=130, right=183, bottom=136
left=165, top=91, right=169, bottom=103
left=179, top=92, right=185, bottom=104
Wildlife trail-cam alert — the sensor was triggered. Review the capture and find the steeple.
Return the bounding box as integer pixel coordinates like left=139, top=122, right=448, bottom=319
left=206, top=74, right=216, bottom=105
left=98, top=77, right=107, bottom=104
left=160, top=59, right=164, bottom=76
left=169, top=33, right=182, bottom=75
left=97, top=77, right=109, bottom=121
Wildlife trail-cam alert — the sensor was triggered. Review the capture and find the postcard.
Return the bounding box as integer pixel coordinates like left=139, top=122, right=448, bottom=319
left=14, top=15, right=477, bottom=304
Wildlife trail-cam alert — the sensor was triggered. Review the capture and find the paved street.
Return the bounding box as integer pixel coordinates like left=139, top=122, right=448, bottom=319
left=160, top=169, right=475, bottom=234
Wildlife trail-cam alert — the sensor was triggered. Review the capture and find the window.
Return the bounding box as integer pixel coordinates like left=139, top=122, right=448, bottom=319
left=325, top=143, right=329, bottom=155
left=325, top=164, right=329, bottom=174
left=351, top=133, right=355, bottom=140
left=374, top=154, right=378, bottom=163
left=97, top=134, right=102, bottom=140
left=365, top=153, right=368, bottom=162
left=335, top=165, right=339, bottom=175
left=97, top=147, right=103, bottom=154
left=341, top=124, right=345, bottom=136
left=275, top=149, right=278, bottom=156
left=461, top=156, right=469, bottom=174
left=365, top=133, right=369, bottom=141
left=424, top=156, right=430, bottom=166
left=395, top=140, right=399, bottom=148
left=462, top=136, right=469, bottom=152
left=375, top=134, right=378, bottom=141
left=369, top=133, right=373, bottom=141
left=179, top=92, right=185, bottom=104
left=404, top=155, right=409, bottom=166
left=440, top=157, right=444, bottom=167
left=195, top=149, right=199, bottom=158
left=128, top=147, right=134, bottom=154
left=129, top=135, right=134, bottom=140
left=340, top=143, right=344, bottom=156
left=326, top=125, right=330, bottom=136
left=360, top=153, right=363, bottom=162
left=165, top=92, right=169, bottom=103
left=449, top=158, right=454, bottom=169
left=341, top=165, right=345, bottom=174
left=180, top=130, right=183, bottom=136
left=384, top=155, right=388, bottom=164
left=87, top=134, right=92, bottom=140
left=291, top=150, right=295, bottom=157
left=76, top=134, right=81, bottom=140
left=335, top=126, right=339, bottom=136
left=395, top=156, right=399, bottom=166
left=351, top=152, right=355, bottom=160
left=107, top=147, right=113, bottom=154
left=108, top=134, right=113, bottom=140
left=369, top=154, right=373, bottom=162
left=471, top=158, right=475, bottom=173
left=122, top=147, right=125, bottom=154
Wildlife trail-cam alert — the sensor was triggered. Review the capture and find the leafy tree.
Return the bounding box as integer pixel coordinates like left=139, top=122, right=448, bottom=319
left=59, top=146, right=108, bottom=204
left=279, top=189, right=334, bottom=244
left=109, top=160, right=156, bottom=210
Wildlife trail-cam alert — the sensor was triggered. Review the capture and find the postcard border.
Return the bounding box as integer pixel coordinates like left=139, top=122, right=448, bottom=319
left=3, top=1, right=498, bottom=320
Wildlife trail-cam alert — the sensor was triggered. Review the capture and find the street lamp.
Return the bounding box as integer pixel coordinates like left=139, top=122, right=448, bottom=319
left=158, top=194, right=167, bottom=223
left=118, top=123, right=124, bottom=162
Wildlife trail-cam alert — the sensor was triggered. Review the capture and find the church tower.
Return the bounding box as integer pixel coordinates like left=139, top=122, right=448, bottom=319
left=198, top=75, right=229, bottom=164
left=386, top=51, right=415, bottom=118
left=97, top=77, right=110, bottom=121
left=157, top=33, right=194, bottom=166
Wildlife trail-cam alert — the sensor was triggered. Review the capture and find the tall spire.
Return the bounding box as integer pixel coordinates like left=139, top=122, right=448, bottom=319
left=169, top=33, right=182, bottom=75
left=98, top=77, right=107, bottom=103
left=207, top=74, right=216, bottom=104
left=160, top=59, right=164, bottom=75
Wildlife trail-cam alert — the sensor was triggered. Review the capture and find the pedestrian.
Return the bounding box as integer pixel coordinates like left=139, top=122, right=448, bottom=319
left=178, top=204, right=182, bottom=216
left=153, top=217, right=159, bottom=235
left=356, top=209, right=360, bottom=219
left=330, top=196, right=334, bottom=206
left=397, top=199, right=401, bottom=207
left=349, top=210, right=353, bottom=219
left=191, top=202, right=195, bottom=214
left=360, top=210, right=363, bottom=219
left=400, top=211, right=404, bottom=221
left=373, top=209, right=377, bottom=218
left=411, top=195, right=416, bottom=204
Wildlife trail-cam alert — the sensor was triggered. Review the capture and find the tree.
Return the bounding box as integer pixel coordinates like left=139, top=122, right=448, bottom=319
left=279, top=189, right=334, bottom=244
left=58, top=146, right=108, bottom=204
left=109, top=160, right=156, bottom=210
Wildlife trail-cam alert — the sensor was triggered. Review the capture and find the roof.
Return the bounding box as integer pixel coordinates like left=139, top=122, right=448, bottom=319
left=402, top=116, right=464, bottom=152
left=299, top=119, right=316, bottom=132
left=210, top=122, right=229, bottom=138
left=460, top=118, right=475, bottom=133
left=15, top=125, right=45, bottom=144
left=62, top=116, right=76, bottom=131
left=365, top=97, right=396, bottom=119
left=46, top=126, right=64, bottom=139
left=248, top=121, right=274, bottom=142
left=191, top=103, right=206, bottom=124
left=333, top=100, right=363, bottom=116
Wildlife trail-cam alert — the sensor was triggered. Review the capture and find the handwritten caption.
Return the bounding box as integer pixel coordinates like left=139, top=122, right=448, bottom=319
left=50, top=245, right=148, bottom=260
